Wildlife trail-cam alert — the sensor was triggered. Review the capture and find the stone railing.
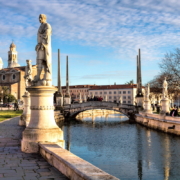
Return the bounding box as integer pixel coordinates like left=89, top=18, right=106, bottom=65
left=39, top=143, right=119, bottom=180
left=136, top=112, right=180, bottom=135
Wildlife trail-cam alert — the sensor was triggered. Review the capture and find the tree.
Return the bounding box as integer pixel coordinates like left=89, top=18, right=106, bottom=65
left=159, top=48, right=180, bottom=87
left=125, top=79, right=134, bottom=85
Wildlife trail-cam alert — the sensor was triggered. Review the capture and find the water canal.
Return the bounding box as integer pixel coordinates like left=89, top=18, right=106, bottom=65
left=60, top=113, right=180, bottom=180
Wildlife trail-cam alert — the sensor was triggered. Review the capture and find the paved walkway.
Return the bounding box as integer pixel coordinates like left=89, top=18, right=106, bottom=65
left=0, top=117, right=69, bottom=180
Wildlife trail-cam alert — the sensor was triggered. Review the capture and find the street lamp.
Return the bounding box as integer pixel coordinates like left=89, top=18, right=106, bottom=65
left=1, top=90, right=3, bottom=111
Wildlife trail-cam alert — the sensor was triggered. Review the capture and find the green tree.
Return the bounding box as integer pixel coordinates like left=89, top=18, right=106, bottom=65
left=125, top=79, right=134, bottom=85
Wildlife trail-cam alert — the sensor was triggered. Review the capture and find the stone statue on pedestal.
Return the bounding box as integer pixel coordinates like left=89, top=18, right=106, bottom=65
left=145, top=83, right=150, bottom=99
left=163, top=77, right=168, bottom=98
left=24, top=60, right=32, bottom=87
left=34, top=14, right=52, bottom=86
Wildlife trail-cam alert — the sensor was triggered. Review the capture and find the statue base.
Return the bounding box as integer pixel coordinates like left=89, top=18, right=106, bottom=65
left=143, top=100, right=152, bottom=114
left=136, top=96, right=144, bottom=107
left=161, top=98, right=170, bottom=114
left=21, top=86, right=64, bottom=153
left=56, top=96, right=63, bottom=106
left=19, top=92, right=31, bottom=127
left=64, top=97, right=71, bottom=105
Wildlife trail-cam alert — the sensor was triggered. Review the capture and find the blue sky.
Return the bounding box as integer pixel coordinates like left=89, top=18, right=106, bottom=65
left=0, top=0, right=180, bottom=86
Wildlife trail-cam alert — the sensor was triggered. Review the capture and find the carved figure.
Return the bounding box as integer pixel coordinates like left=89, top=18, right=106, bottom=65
left=145, top=83, right=150, bottom=99
left=24, top=60, right=32, bottom=87
left=34, top=14, right=52, bottom=83
left=163, top=77, right=168, bottom=98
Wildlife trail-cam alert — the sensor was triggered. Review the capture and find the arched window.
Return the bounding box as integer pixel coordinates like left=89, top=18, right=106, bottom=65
left=12, top=74, right=16, bottom=80
left=2, top=75, right=5, bottom=80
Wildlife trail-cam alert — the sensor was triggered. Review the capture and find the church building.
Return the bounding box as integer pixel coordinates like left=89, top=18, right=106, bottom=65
left=0, top=43, right=36, bottom=101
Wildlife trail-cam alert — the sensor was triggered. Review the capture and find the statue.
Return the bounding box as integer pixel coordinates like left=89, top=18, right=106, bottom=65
left=163, top=77, right=168, bottom=98
left=145, top=83, right=150, bottom=99
left=34, top=14, right=52, bottom=85
left=24, top=60, right=32, bottom=87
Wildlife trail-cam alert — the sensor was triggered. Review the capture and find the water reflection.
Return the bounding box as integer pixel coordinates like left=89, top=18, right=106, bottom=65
left=61, top=114, right=180, bottom=179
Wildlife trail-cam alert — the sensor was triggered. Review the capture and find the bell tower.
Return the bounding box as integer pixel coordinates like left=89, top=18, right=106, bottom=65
left=8, top=42, right=20, bottom=68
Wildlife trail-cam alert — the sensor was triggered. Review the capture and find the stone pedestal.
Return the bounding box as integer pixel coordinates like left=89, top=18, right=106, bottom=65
left=19, top=92, right=31, bottom=126
left=64, top=97, right=71, bottom=105
left=21, top=86, right=64, bottom=153
left=161, top=98, right=170, bottom=114
left=136, top=97, right=144, bottom=107
left=56, top=96, right=63, bottom=106
left=144, top=99, right=152, bottom=113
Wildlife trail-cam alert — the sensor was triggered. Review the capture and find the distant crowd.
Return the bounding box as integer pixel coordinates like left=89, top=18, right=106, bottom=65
left=87, top=96, right=103, bottom=101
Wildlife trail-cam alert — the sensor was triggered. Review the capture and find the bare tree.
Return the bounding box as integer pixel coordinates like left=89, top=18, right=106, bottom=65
left=159, top=48, right=180, bottom=87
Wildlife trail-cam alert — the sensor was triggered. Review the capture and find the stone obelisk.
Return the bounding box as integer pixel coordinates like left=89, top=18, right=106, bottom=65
left=56, top=49, right=63, bottom=108
left=21, top=14, right=64, bottom=153
left=136, top=49, right=144, bottom=107
left=64, top=56, right=71, bottom=104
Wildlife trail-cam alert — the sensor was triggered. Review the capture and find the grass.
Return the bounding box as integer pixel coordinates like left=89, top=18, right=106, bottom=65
left=0, top=110, right=23, bottom=122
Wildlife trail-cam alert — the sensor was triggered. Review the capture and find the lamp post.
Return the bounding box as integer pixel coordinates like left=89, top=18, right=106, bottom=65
left=1, top=90, right=3, bottom=111
left=5, top=96, right=9, bottom=110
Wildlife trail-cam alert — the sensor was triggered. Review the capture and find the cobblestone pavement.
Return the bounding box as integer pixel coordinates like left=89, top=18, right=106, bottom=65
left=0, top=117, right=69, bottom=180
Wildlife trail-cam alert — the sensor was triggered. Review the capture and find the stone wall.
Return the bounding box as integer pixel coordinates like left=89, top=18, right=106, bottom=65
left=39, top=143, right=119, bottom=180
left=136, top=112, right=180, bottom=135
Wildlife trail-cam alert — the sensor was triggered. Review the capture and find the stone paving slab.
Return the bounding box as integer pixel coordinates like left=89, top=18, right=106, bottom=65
left=0, top=117, right=69, bottom=180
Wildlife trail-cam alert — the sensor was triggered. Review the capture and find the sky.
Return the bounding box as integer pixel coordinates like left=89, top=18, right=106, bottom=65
left=0, top=0, right=180, bottom=86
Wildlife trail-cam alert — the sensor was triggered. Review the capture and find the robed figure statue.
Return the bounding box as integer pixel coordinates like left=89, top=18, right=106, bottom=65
left=34, top=14, right=52, bottom=85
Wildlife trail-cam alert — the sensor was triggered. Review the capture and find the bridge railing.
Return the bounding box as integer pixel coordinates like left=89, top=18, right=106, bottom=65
left=63, top=101, right=119, bottom=110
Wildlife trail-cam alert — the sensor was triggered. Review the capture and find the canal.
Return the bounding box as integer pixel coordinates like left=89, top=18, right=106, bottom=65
left=60, top=114, right=180, bottom=180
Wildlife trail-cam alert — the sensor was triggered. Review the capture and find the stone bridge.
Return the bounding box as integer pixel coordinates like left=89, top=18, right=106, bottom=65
left=63, top=101, right=139, bottom=121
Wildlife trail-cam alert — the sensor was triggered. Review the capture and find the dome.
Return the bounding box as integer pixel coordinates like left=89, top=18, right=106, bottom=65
left=10, top=42, right=16, bottom=48
left=0, top=57, right=3, bottom=64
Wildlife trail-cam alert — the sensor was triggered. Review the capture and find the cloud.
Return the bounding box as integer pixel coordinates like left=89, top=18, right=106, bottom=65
left=0, top=0, right=180, bottom=84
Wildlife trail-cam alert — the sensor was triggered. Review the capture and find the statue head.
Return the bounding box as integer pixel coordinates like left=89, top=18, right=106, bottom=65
left=26, top=59, right=31, bottom=65
left=39, top=14, right=47, bottom=23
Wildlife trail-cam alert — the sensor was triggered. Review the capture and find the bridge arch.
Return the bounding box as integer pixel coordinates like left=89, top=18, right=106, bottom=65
left=63, top=101, right=137, bottom=121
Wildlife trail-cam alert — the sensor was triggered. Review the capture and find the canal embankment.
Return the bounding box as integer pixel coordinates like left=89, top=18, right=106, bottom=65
left=136, top=112, right=180, bottom=135
left=40, top=143, right=119, bottom=180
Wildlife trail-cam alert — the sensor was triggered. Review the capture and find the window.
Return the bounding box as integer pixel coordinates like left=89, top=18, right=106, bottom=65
left=109, top=91, right=112, bottom=94
left=123, top=96, right=126, bottom=99
left=128, top=96, right=131, bottom=99
left=114, top=96, right=116, bottom=99
left=2, top=75, right=5, bottom=80
left=100, top=92, right=102, bottom=94
left=123, top=91, right=126, bottom=94
left=128, top=101, right=131, bottom=104
left=114, top=91, right=116, bottom=94
left=95, top=92, right=98, bottom=95
left=109, top=96, right=112, bottom=99
left=123, top=101, right=126, bottom=103
left=12, top=74, right=16, bottom=80
left=118, top=91, right=121, bottom=94
left=104, top=92, right=107, bottom=94
left=128, top=91, right=131, bottom=94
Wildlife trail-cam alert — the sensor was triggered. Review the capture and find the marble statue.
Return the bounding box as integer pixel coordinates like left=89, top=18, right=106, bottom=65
left=34, top=14, right=52, bottom=85
left=163, top=77, right=168, bottom=98
left=24, top=60, right=32, bottom=87
left=145, top=83, right=150, bottom=99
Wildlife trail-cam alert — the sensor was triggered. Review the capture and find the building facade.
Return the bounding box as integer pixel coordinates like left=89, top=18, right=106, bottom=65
left=89, top=84, right=140, bottom=104
left=0, top=43, right=36, bottom=101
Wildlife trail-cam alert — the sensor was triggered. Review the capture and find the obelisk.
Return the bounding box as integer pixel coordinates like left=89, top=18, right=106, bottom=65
left=136, top=49, right=144, bottom=107
left=56, top=49, right=63, bottom=107
left=64, top=56, right=71, bottom=104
